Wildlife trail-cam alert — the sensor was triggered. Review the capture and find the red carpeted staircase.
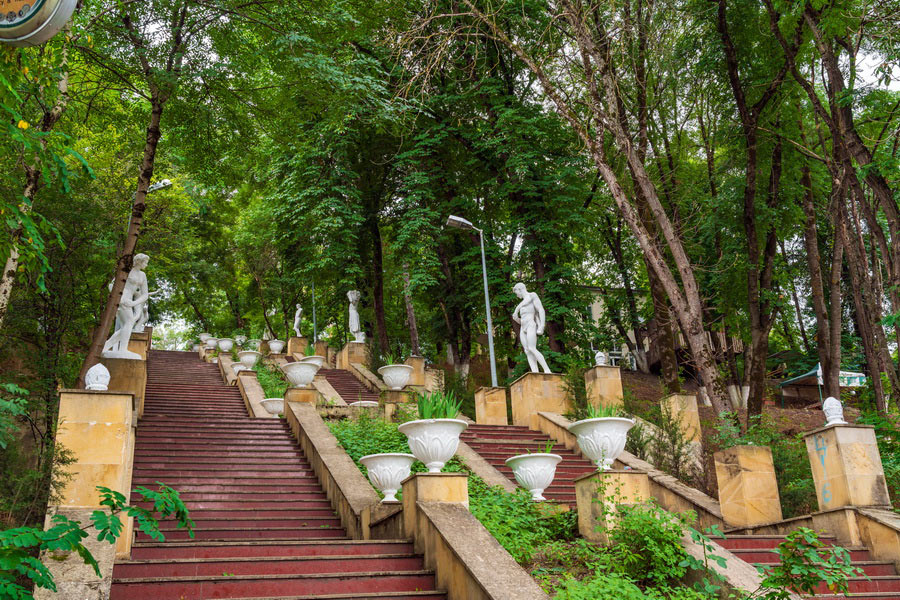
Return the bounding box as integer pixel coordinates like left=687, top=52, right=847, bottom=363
left=110, top=349, right=444, bottom=600
left=320, top=368, right=380, bottom=404
left=722, top=534, right=900, bottom=598
left=460, top=423, right=596, bottom=505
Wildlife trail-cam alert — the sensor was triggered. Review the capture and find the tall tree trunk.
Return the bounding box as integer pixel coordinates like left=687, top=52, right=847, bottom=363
left=369, top=214, right=389, bottom=356
left=78, top=101, right=165, bottom=386
left=402, top=264, right=420, bottom=356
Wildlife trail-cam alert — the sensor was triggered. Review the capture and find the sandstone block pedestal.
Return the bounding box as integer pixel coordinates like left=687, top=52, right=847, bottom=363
left=510, top=372, right=569, bottom=429
left=100, top=356, right=147, bottom=419
left=55, top=390, right=136, bottom=557
left=127, top=327, right=152, bottom=360
left=661, top=393, right=701, bottom=443
left=314, top=340, right=330, bottom=362
left=285, top=387, right=321, bottom=405
left=405, top=356, right=426, bottom=386
left=575, top=470, right=650, bottom=543
left=475, top=387, right=508, bottom=425
left=714, top=445, right=782, bottom=527
left=288, top=336, right=309, bottom=356
left=585, top=365, right=624, bottom=410
left=402, top=473, right=469, bottom=537
left=337, top=341, right=367, bottom=370
left=804, top=424, right=891, bottom=511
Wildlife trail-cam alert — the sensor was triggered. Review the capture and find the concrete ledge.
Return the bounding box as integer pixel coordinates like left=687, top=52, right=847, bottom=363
left=313, top=375, right=347, bottom=407
left=415, top=502, right=549, bottom=600
left=366, top=502, right=404, bottom=540
left=236, top=371, right=270, bottom=418
left=457, top=442, right=516, bottom=493
left=284, top=402, right=380, bottom=539
left=350, top=362, right=388, bottom=394
left=536, top=412, right=724, bottom=528
left=218, top=354, right=238, bottom=386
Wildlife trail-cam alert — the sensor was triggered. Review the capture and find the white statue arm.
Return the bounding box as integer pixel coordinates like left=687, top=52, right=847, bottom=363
left=532, top=293, right=546, bottom=336
left=512, top=302, right=522, bottom=325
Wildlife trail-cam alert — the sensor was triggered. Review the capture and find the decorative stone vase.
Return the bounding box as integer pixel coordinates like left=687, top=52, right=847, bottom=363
left=505, top=453, right=563, bottom=501
left=218, top=338, right=234, bottom=352
left=350, top=400, right=379, bottom=408
left=246, top=339, right=261, bottom=350
left=299, top=356, right=326, bottom=368
left=397, top=419, right=468, bottom=473
left=269, top=339, right=285, bottom=354
left=235, top=335, right=247, bottom=346
left=204, top=337, right=219, bottom=350
left=192, top=343, right=202, bottom=353
left=823, top=396, right=848, bottom=426
left=232, top=364, right=247, bottom=375
left=378, top=364, right=414, bottom=390
left=238, top=350, right=262, bottom=369
left=360, top=453, right=417, bottom=502
left=567, top=417, right=635, bottom=471
left=261, top=398, right=284, bottom=415
left=199, top=333, right=211, bottom=343
left=281, top=361, right=319, bottom=388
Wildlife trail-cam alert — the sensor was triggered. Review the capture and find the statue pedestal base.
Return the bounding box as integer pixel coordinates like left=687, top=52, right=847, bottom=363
left=575, top=470, right=650, bottom=543
left=285, top=387, right=320, bottom=405
left=405, top=356, right=426, bottom=386
left=510, top=372, right=569, bottom=429
left=127, top=327, right=153, bottom=360
left=585, top=366, right=623, bottom=410
left=661, top=394, right=701, bottom=442
left=475, top=387, right=508, bottom=425
left=100, top=356, right=147, bottom=418
left=287, top=336, right=309, bottom=356
left=337, top=342, right=367, bottom=370
left=714, top=445, right=783, bottom=527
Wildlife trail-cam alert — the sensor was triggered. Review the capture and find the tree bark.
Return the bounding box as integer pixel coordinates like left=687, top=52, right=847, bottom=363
left=402, top=264, right=420, bottom=356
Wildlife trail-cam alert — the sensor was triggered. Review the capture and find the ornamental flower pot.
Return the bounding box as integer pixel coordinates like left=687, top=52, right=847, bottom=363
left=269, top=339, right=285, bottom=354
left=397, top=419, right=468, bottom=473
left=232, top=364, right=247, bottom=375
left=281, top=361, right=319, bottom=388
left=246, top=339, right=261, bottom=350
left=350, top=400, right=379, bottom=408
left=378, top=364, right=414, bottom=390
left=238, top=350, right=262, bottom=369
left=299, top=356, right=326, bottom=368
left=192, top=343, right=202, bottom=353
left=505, top=453, right=563, bottom=501
left=567, top=417, right=635, bottom=471
left=360, top=453, right=417, bottom=502
left=217, top=338, right=234, bottom=352
left=199, top=333, right=211, bottom=342
left=261, top=398, right=284, bottom=415
left=235, top=335, right=247, bottom=346
left=204, top=337, right=219, bottom=350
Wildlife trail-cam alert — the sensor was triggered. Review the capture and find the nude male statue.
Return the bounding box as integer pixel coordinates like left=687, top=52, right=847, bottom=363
left=512, top=282, right=552, bottom=374
left=102, top=254, right=154, bottom=359
left=293, top=304, right=303, bottom=337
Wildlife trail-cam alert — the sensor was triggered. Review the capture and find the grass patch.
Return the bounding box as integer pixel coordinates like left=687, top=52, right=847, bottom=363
left=254, top=362, right=288, bottom=398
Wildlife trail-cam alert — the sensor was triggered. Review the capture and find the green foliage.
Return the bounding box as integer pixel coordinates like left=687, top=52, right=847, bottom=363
left=750, top=528, right=863, bottom=599
left=584, top=404, right=628, bottom=419
left=856, top=410, right=900, bottom=510
left=254, top=362, right=288, bottom=399
left=0, top=484, right=192, bottom=599
left=606, top=502, right=692, bottom=587
left=553, top=572, right=647, bottom=599
left=713, top=413, right=815, bottom=517
left=415, top=390, right=462, bottom=420
left=0, top=383, right=27, bottom=450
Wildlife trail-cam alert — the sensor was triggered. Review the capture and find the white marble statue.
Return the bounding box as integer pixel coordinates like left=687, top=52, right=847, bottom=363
left=102, top=254, right=153, bottom=360
left=85, top=363, right=110, bottom=391
left=348, top=290, right=365, bottom=343
left=293, top=304, right=303, bottom=337
left=823, top=396, right=848, bottom=426
left=512, top=283, right=552, bottom=374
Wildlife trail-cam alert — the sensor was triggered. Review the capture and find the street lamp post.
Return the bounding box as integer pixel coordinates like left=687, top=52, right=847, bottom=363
left=446, top=215, right=498, bottom=388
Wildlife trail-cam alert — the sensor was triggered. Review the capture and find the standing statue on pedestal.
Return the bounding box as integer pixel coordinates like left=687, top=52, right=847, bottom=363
left=102, top=254, right=153, bottom=360
left=293, top=304, right=303, bottom=337
left=347, top=290, right=365, bottom=343
left=512, top=282, right=552, bottom=374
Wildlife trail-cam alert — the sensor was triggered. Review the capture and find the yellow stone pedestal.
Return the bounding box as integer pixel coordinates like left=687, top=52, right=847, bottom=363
left=55, top=390, right=136, bottom=558
left=661, top=393, right=701, bottom=443
left=805, top=424, right=891, bottom=511
left=475, top=387, right=508, bottom=425
left=285, top=387, right=321, bottom=405
left=585, top=365, right=624, bottom=409
left=314, top=340, right=330, bottom=362
left=575, top=470, right=650, bottom=543
left=337, top=341, right=367, bottom=370
left=405, top=356, right=426, bottom=386
left=100, top=356, right=147, bottom=419
left=714, top=445, right=783, bottom=527
left=127, top=327, right=152, bottom=360
left=402, top=473, right=469, bottom=537
left=510, top=372, right=569, bottom=429
left=288, top=336, right=309, bottom=356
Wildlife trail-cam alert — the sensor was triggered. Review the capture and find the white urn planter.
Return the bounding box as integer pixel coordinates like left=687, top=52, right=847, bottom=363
left=505, top=453, right=563, bottom=501
left=199, top=333, right=211, bottom=342
left=378, top=364, right=413, bottom=390
left=567, top=417, right=635, bottom=471
left=281, top=361, right=320, bottom=388
left=192, top=343, right=202, bottom=353
left=218, top=338, right=235, bottom=352
left=232, top=364, right=247, bottom=375
left=397, top=419, right=468, bottom=473
left=299, top=355, right=326, bottom=368
left=205, top=337, right=219, bottom=350
left=238, top=350, right=262, bottom=369
left=246, top=339, right=261, bottom=350
left=269, top=339, right=285, bottom=354
left=261, top=398, right=284, bottom=415
left=360, top=453, right=417, bottom=502
left=235, top=335, right=247, bottom=346
left=350, top=400, right=379, bottom=408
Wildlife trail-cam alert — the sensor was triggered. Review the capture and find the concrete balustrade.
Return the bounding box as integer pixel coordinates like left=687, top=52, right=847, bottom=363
left=510, top=372, right=570, bottom=429
left=475, top=386, right=508, bottom=425
left=714, top=445, right=783, bottom=527
left=584, top=365, right=624, bottom=409
left=287, top=335, right=309, bottom=355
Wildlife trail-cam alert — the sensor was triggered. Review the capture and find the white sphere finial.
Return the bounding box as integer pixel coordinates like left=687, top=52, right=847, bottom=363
left=85, top=364, right=111, bottom=391
left=823, top=396, right=847, bottom=426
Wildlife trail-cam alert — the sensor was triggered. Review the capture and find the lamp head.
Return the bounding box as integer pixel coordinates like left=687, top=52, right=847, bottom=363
left=446, top=215, right=476, bottom=230
left=148, top=179, right=173, bottom=193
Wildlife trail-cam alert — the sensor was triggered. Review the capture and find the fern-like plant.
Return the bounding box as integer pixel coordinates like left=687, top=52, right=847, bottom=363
left=585, top=403, right=628, bottom=419
left=416, top=390, right=462, bottom=419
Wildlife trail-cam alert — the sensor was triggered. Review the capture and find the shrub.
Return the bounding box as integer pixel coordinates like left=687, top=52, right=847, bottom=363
left=606, top=502, right=692, bottom=588
left=856, top=410, right=900, bottom=510
left=253, top=362, right=287, bottom=398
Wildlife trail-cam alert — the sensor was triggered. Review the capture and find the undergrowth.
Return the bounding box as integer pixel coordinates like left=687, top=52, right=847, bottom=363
left=253, top=362, right=288, bottom=399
